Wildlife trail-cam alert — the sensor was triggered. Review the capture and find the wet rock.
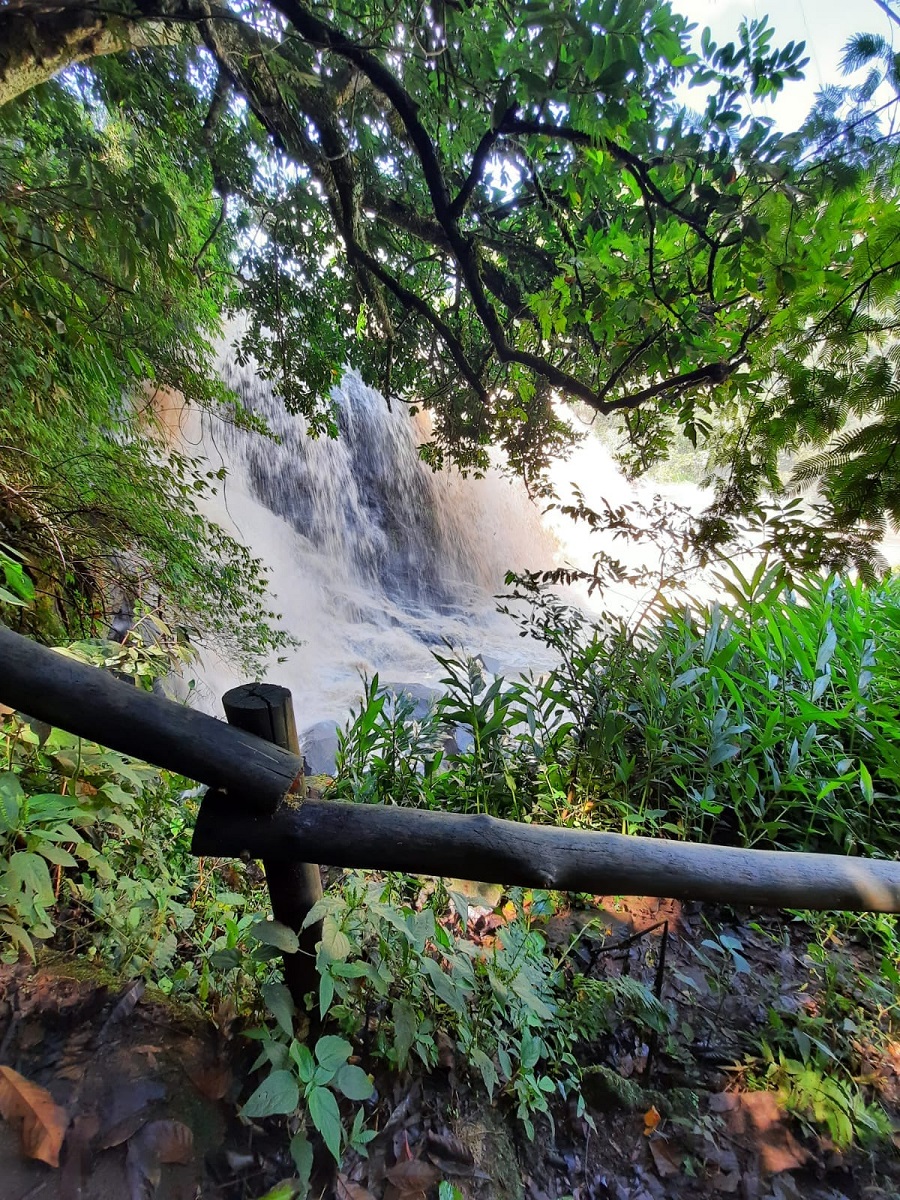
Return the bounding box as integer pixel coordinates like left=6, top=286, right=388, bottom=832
left=301, top=720, right=341, bottom=776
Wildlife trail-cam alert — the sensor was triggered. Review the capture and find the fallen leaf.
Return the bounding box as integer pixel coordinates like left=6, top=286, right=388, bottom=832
left=125, top=1119, right=193, bottom=1200
left=643, top=1105, right=661, bottom=1136
left=647, top=1136, right=681, bottom=1178
left=0, top=1064, right=69, bottom=1166
left=436, top=1031, right=456, bottom=1070
left=97, top=1079, right=167, bottom=1149
left=425, top=1128, right=475, bottom=1176
left=711, top=1169, right=741, bottom=1193
left=185, top=1059, right=232, bottom=1101
left=384, top=1158, right=440, bottom=1197
left=105, top=980, right=145, bottom=1029
left=336, top=1173, right=377, bottom=1200
left=132, top=1044, right=163, bottom=1069
left=59, top=1113, right=100, bottom=1200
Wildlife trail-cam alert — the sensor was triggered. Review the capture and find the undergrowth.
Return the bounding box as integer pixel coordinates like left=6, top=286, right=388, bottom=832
left=332, top=562, right=900, bottom=857
left=1, top=559, right=899, bottom=1185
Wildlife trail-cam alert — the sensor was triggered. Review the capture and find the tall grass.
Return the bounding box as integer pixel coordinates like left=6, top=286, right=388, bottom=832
left=330, top=563, right=900, bottom=858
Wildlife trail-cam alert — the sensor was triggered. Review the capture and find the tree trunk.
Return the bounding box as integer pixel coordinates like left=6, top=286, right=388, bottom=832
left=0, top=8, right=185, bottom=109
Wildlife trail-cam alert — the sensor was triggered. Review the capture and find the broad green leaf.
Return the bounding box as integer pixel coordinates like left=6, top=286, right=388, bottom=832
left=334, top=1064, right=374, bottom=1102
left=263, top=981, right=295, bottom=1037
left=307, top=1085, right=342, bottom=1161
left=314, top=1035, right=352, bottom=1073
left=290, top=1041, right=315, bottom=1084
left=34, top=844, right=78, bottom=868
left=0, top=772, right=23, bottom=832
left=290, top=1130, right=313, bottom=1196
left=419, top=957, right=467, bottom=1015
left=255, top=1183, right=301, bottom=1200
left=519, top=1030, right=543, bottom=1070
left=321, top=914, right=352, bottom=961
left=471, top=1047, right=498, bottom=1100
left=250, top=920, right=299, bottom=955
left=241, top=1069, right=299, bottom=1117
left=2, top=921, right=36, bottom=961
left=209, top=948, right=241, bottom=972
left=392, top=999, right=416, bottom=1070
left=319, top=969, right=334, bottom=1020
left=859, top=762, right=875, bottom=805
left=7, top=851, right=54, bottom=905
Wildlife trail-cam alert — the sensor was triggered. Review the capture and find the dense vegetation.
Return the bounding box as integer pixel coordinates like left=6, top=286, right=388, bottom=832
left=334, top=564, right=900, bottom=858
left=1, top=561, right=899, bottom=1190
left=3, top=0, right=900, bottom=648
left=1, top=1, right=900, bottom=1195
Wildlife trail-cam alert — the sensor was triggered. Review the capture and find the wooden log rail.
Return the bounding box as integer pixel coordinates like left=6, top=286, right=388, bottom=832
left=2, top=624, right=900, bottom=915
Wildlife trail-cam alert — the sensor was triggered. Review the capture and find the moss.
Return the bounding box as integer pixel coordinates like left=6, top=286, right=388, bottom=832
left=452, top=1104, right=524, bottom=1200
left=582, top=1064, right=700, bottom=1121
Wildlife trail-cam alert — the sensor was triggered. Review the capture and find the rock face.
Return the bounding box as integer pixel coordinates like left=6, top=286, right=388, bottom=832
left=302, top=683, right=482, bottom=777
left=0, top=961, right=228, bottom=1200
left=300, top=719, right=341, bottom=777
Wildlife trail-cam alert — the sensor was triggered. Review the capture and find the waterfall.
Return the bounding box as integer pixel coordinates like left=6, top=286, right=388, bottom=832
left=192, top=351, right=561, bottom=757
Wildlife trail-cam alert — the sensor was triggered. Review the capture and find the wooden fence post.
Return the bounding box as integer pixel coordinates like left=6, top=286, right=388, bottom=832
left=221, top=683, right=323, bottom=1010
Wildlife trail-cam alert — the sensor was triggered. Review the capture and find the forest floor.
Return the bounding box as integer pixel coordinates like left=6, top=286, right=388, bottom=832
left=0, top=894, right=897, bottom=1200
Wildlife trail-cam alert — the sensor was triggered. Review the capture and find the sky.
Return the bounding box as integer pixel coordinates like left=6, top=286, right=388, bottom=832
left=678, top=0, right=898, bottom=128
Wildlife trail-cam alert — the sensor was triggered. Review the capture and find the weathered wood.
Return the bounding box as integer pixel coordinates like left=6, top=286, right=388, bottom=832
left=0, top=624, right=302, bottom=813
left=221, top=684, right=323, bottom=1008
left=4, top=624, right=900, bottom=914
left=192, top=795, right=900, bottom=913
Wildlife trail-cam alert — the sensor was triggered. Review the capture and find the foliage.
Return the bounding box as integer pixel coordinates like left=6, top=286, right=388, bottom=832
left=242, top=1017, right=376, bottom=1172
left=0, top=545, right=36, bottom=608
left=237, top=874, right=672, bottom=1157
left=0, top=71, right=288, bottom=664
left=1, top=662, right=896, bottom=1162
left=4, top=3, right=900, bottom=562
left=732, top=915, right=900, bottom=1149
left=330, top=562, right=900, bottom=857
left=305, top=876, right=583, bottom=1140
left=0, top=683, right=267, bottom=1000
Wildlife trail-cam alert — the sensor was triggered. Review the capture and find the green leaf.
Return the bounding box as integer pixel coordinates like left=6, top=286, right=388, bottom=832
left=290, top=1041, right=316, bottom=1084
left=1, top=921, right=36, bottom=961
left=334, top=1064, right=374, bottom=1101
left=307, top=1085, right=342, bottom=1161
left=0, top=772, right=24, bottom=832
left=250, top=919, right=299, bottom=954
left=241, top=1069, right=299, bottom=1117
left=255, top=1184, right=301, bottom=1200
left=319, top=969, right=334, bottom=1020
left=859, top=762, right=875, bottom=805
left=7, top=851, right=55, bottom=905
left=392, top=999, right=416, bottom=1070
left=471, top=1047, right=498, bottom=1100
left=419, top=957, right=467, bottom=1015
left=321, top=913, right=352, bottom=961
left=35, top=844, right=78, bottom=868
left=314, top=1035, right=352, bottom=1074
left=263, top=981, right=295, bottom=1037
left=290, top=1131, right=313, bottom=1196
left=209, top=948, right=241, bottom=972
left=519, top=1029, right=542, bottom=1070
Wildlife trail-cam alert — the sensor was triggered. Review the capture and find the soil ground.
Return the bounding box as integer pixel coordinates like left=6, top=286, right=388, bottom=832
left=0, top=895, right=897, bottom=1200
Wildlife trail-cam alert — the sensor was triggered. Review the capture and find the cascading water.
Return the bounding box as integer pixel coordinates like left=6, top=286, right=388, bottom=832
left=192, top=350, right=562, bottom=759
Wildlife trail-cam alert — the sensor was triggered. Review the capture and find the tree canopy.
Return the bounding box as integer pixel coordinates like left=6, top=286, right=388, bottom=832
left=3, top=0, right=900, bottom=647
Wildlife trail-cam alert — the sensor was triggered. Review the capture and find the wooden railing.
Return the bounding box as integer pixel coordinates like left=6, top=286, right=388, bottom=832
left=2, top=624, right=900, bottom=1004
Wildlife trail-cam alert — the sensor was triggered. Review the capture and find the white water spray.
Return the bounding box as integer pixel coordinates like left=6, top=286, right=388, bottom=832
left=184, top=347, right=707, bottom=760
